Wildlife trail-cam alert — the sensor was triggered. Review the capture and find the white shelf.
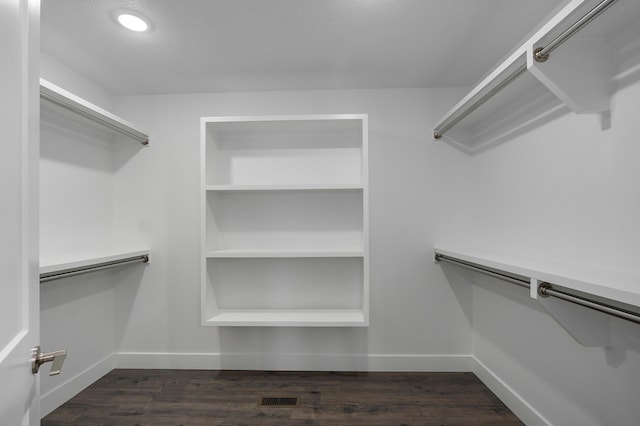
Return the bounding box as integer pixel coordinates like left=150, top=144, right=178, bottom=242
left=204, top=309, right=367, bottom=327
left=433, top=0, right=640, bottom=153
left=434, top=247, right=640, bottom=309
left=205, top=184, right=364, bottom=191
left=206, top=248, right=365, bottom=258
left=40, top=249, right=150, bottom=276
left=40, top=78, right=150, bottom=145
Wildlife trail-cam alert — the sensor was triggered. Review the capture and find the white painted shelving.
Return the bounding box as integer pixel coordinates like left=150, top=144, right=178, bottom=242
left=433, top=0, right=640, bottom=154
left=40, top=78, right=150, bottom=145
left=434, top=247, right=640, bottom=311
left=201, top=114, right=369, bottom=326
left=206, top=248, right=365, bottom=258
left=39, top=79, right=150, bottom=280
left=40, top=250, right=150, bottom=282
left=205, top=309, right=366, bottom=327
left=205, top=184, right=364, bottom=191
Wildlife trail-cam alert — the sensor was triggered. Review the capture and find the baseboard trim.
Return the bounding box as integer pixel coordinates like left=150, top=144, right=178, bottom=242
left=115, top=352, right=473, bottom=372
left=40, top=353, right=116, bottom=418
left=472, top=356, right=550, bottom=426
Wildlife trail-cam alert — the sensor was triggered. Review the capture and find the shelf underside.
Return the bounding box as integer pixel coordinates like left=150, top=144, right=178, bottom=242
left=40, top=78, right=149, bottom=144
left=40, top=249, right=150, bottom=276
left=443, top=72, right=567, bottom=153
left=206, top=248, right=364, bottom=258
left=434, top=0, right=640, bottom=154
left=205, top=184, right=363, bottom=191
left=204, top=309, right=367, bottom=327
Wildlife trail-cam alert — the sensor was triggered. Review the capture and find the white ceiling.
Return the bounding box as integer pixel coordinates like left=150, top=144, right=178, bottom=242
left=41, top=0, right=566, bottom=96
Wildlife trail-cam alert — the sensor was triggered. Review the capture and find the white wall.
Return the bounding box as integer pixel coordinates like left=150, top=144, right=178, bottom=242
left=456, top=73, right=640, bottom=424
left=37, top=54, right=640, bottom=424
left=111, top=88, right=475, bottom=371
left=40, top=52, right=114, bottom=111
left=38, top=59, right=143, bottom=416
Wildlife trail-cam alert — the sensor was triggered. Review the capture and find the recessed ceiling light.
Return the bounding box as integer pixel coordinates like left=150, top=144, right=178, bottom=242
left=116, top=12, right=149, bottom=32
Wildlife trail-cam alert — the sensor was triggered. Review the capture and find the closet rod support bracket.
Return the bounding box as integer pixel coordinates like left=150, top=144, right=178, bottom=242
left=533, top=47, right=549, bottom=63
left=538, top=282, right=552, bottom=297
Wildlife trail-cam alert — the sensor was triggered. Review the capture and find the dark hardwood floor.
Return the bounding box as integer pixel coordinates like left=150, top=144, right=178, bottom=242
left=42, top=369, right=523, bottom=425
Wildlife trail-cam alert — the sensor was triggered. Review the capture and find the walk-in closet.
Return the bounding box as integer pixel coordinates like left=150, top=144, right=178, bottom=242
left=2, top=0, right=639, bottom=424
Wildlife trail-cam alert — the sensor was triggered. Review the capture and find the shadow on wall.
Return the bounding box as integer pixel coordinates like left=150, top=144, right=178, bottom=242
left=439, top=262, right=640, bottom=368
left=605, top=318, right=640, bottom=367
left=40, top=269, right=123, bottom=310
left=438, top=264, right=475, bottom=326
left=437, top=262, right=541, bottom=327
left=111, top=266, right=148, bottom=349
left=217, top=327, right=370, bottom=371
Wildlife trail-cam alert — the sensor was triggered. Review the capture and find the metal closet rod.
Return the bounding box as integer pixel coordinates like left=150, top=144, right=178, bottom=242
left=434, top=253, right=640, bottom=325
left=40, top=90, right=149, bottom=145
left=40, top=255, right=149, bottom=283
left=434, top=0, right=620, bottom=140
left=534, top=0, right=619, bottom=62
left=433, top=64, right=527, bottom=140
left=434, top=254, right=531, bottom=288
left=538, top=284, right=640, bottom=325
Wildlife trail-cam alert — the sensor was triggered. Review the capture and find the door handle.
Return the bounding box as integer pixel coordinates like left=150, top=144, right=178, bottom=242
left=31, top=346, right=67, bottom=375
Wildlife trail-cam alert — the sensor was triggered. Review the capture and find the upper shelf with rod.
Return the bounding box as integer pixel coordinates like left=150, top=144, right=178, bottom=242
left=433, top=247, right=640, bottom=347
left=434, top=247, right=640, bottom=311
left=433, top=247, right=640, bottom=349
left=40, top=78, right=150, bottom=146
left=433, top=0, right=640, bottom=154
left=40, top=250, right=150, bottom=283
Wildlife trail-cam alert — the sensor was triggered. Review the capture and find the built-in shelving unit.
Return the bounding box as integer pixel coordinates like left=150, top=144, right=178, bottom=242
left=39, top=79, right=150, bottom=281
left=433, top=0, right=640, bottom=154
left=434, top=247, right=640, bottom=323
left=201, top=114, right=369, bottom=326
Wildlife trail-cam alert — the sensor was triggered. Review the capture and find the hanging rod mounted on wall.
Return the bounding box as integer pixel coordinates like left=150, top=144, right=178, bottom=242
left=434, top=253, right=640, bottom=325
left=533, top=0, right=620, bottom=62
left=40, top=254, right=150, bottom=283
left=40, top=78, right=150, bottom=145
left=538, top=283, right=640, bottom=325
left=433, top=64, right=527, bottom=140
left=434, top=253, right=531, bottom=289
left=433, top=0, right=620, bottom=140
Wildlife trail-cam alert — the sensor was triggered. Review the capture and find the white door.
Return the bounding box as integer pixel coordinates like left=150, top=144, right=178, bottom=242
left=0, top=0, right=40, bottom=425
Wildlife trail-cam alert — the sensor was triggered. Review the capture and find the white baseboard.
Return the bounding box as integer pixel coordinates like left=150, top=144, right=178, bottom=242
left=115, top=352, right=473, bottom=372
left=40, top=354, right=116, bottom=418
left=472, top=356, right=550, bottom=426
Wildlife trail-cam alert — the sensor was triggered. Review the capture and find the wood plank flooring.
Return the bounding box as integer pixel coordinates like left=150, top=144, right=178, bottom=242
left=42, top=369, right=523, bottom=425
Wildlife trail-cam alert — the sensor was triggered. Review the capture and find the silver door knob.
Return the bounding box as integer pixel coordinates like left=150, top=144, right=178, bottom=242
left=31, top=346, right=67, bottom=375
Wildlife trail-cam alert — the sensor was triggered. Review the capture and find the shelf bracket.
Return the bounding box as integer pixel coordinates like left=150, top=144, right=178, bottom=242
left=528, top=38, right=612, bottom=114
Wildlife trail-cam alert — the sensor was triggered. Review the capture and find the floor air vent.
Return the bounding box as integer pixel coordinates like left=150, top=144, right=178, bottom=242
left=259, top=397, right=298, bottom=407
